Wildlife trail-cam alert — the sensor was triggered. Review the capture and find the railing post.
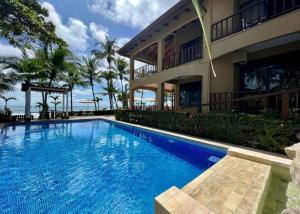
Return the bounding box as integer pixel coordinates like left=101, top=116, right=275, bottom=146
left=130, top=57, right=135, bottom=80
left=157, top=39, right=165, bottom=72
left=281, top=91, right=289, bottom=119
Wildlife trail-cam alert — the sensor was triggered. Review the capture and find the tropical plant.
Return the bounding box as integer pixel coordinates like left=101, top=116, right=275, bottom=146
left=115, top=58, right=129, bottom=108
left=0, top=95, right=16, bottom=109
left=100, top=71, right=118, bottom=109
left=63, top=64, right=87, bottom=111
left=93, top=97, right=102, bottom=110
left=50, top=95, right=61, bottom=113
left=136, top=89, right=145, bottom=106
left=93, top=36, right=118, bottom=72
left=35, top=102, right=43, bottom=112
left=80, top=55, right=102, bottom=110
left=0, top=69, right=17, bottom=95
left=93, top=36, right=119, bottom=109
left=2, top=51, right=44, bottom=85
left=0, top=0, right=65, bottom=48
left=118, top=84, right=129, bottom=109
left=36, top=47, right=73, bottom=108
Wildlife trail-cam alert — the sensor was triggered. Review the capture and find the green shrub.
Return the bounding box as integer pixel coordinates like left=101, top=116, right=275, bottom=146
left=94, top=110, right=114, bottom=116
left=114, top=110, right=296, bottom=153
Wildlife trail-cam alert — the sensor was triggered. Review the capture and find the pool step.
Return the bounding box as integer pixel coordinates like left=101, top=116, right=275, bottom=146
left=155, top=186, right=212, bottom=214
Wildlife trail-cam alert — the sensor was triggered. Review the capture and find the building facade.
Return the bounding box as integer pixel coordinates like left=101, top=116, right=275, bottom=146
left=118, top=0, right=300, bottom=115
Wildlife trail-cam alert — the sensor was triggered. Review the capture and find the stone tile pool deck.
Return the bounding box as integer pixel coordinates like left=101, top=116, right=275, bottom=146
left=155, top=156, right=272, bottom=214
left=1, top=116, right=297, bottom=213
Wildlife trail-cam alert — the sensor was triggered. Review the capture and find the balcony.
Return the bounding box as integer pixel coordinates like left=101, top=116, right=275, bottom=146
left=211, top=0, right=300, bottom=41
left=163, top=43, right=203, bottom=70
left=134, top=64, right=157, bottom=80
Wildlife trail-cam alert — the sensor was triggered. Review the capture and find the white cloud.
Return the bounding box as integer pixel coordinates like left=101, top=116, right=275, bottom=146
left=0, top=43, right=22, bottom=58
left=42, top=2, right=89, bottom=51
left=117, top=37, right=131, bottom=47
left=89, top=23, right=108, bottom=43
left=73, top=89, right=93, bottom=97
left=88, top=0, right=179, bottom=29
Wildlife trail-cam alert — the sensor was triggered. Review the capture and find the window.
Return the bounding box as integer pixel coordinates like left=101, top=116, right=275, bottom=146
left=240, top=51, right=300, bottom=91
left=179, top=81, right=202, bottom=107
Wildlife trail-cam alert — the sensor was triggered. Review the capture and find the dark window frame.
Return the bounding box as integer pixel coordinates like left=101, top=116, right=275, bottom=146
left=179, top=81, right=202, bottom=108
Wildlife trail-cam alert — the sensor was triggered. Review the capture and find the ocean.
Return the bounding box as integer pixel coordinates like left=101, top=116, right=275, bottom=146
left=3, top=105, right=106, bottom=115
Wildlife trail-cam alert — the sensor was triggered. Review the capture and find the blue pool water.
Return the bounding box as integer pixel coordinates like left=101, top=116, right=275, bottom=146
left=0, top=120, right=226, bottom=213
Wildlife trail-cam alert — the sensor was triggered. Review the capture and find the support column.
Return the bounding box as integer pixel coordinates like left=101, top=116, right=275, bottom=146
left=202, top=72, right=210, bottom=113
left=62, top=94, right=65, bottom=115
left=157, top=39, right=165, bottom=72
left=130, top=57, right=135, bottom=81
left=25, top=87, right=31, bottom=121
left=156, top=83, right=165, bottom=110
left=129, top=89, right=135, bottom=109
left=66, top=92, right=69, bottom=117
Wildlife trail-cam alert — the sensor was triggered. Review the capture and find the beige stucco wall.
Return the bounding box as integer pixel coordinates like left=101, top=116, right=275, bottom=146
left=173, top=21, right=202, bottom=53
left=211, top=0, right=236, bottom=23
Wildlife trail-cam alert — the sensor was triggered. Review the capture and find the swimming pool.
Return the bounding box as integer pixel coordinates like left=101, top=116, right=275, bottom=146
left=0, top=120, right=226, bottom=213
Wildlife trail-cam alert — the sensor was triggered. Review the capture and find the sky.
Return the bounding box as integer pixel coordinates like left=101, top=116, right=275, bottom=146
left=0, top=0, right=179, bottom=111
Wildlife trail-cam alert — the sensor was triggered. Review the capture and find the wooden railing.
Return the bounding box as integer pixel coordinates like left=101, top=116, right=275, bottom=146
left=134, top=64, right=157, bottom=79
left=207, top=89, right=300, bottom=118
left=163, top=43, right=202, bottom=69
left=212, top=0, right=300, bottom=41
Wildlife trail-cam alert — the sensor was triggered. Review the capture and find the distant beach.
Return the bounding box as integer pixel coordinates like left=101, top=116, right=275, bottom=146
left=2, top=104, right=108, bottom=115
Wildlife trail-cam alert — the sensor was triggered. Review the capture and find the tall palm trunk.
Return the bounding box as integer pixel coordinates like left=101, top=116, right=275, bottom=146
left=70, top=89, right=73, bottom=112
left=107, top=81, right=113, bottom=110
left=140, top=90, right=144, bottom=106
left=120, top=78, right=125, bottom=109
left=113, top=93, right=118, bottom=109
left=91, top=82, right=97, bottom=110
left=108, top=62, right=118, bottom=109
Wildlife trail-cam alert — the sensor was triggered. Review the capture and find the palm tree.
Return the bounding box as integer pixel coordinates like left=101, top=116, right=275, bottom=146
left=1, top=51, right=42, bottom=94
left=50, top=95, right=61, bottom=113
left=35, top=102, right=43, bottom=112
left=115, top=58, right=129, bottom=108
left=0, top=96, right=16, bottom=109
left=100, top=71, right=118, bottom=109
left=63, top=64, right=88, bottom=111
left=93, top=36, right=118, bottom=72
left=80, top=55, right=101, bottom=110
left=93, top=36, right=119, bottom=109
left=0, top=70, right=17, bottom=95
left=117, top=84, right=129, bottom=109
left=94, top=97, right=102, bottom=110
left=37, top=47, right=73, bottom=107
left=136, top=89, right=145, bottom=106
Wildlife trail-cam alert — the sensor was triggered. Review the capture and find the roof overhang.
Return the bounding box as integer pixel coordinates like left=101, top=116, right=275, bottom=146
left=118, top=0, right=206, bottom=58
left=21, top=84, right=70, bottom=93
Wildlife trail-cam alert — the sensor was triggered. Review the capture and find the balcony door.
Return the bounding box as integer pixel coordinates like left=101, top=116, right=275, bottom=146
left=179, top=81, right=202, bottom=108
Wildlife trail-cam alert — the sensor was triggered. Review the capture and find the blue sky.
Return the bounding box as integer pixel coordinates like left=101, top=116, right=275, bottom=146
left=0, top=0, right=178, bottom=111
